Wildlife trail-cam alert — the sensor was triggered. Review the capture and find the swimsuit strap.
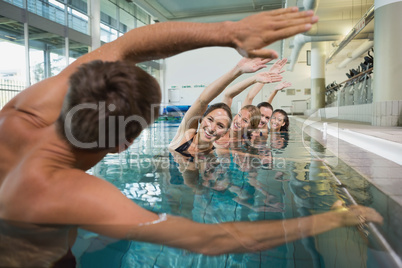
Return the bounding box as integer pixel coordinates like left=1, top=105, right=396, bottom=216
left=175, top=135, right=196, bottom=157
left=175, top=134, right=215, bottom=157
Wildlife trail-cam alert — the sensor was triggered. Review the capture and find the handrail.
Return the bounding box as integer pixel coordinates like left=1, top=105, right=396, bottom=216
left=299, top=118, right=402, bottom=268
left=324, top=161, right=402, bottom=268
left=291, top=99, right=309, bottom=102
left=326, top=67, right=373, bottom=91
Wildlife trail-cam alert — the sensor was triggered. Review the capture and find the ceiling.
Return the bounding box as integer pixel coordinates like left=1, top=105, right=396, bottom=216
left=132, top=0, right=375, bottom=67
left=131, top=0, right=284, bottom=22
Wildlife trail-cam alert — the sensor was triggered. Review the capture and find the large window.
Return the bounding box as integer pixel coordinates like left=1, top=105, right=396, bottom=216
left=69, top=39, right=89, bottom=63
left=28, top=25, right=65, bottom=84
left=100, top=0, right=118, bottom=42
left=27, top=0, right=65, bottom=25
left=0, top=16, right=26, bottom=108
left=0, top=0, right=160, bottom=98
left=3, top=0, right=24, bottom=8
left=67, top=6, right=89, bottom=34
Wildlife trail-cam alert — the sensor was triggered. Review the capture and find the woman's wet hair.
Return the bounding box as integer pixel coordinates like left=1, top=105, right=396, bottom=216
left=241, top=105, right=261, bottom=130
left=279, top=132, right=289, bottom=149
left=272, top=109, right=289, bottom=132
left=203, top=102, right=232, bottom=127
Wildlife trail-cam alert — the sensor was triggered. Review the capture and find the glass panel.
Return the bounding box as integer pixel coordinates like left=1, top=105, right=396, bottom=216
left=29, top=49, right=45, bottom=85
left=136, top=6, right=150, bottom=25
left=48, top=39, right=66, bottom=77
left=135, top=61, right=161, bottom=83
left=150, top=67, right=160, bottom=84
left=136, top=19, right=146, bottom=28
left=137, top=63, right=148, bottom=72
left=67, top=0, right=88, bottom=14
left=0, top=16, right=26, bottom=109
left=100, top=23, right=118, bottom=43
left=69, top=39, right=89, bottom=64
left=67, top=7, right=89, bottom=34
left=27, top=0, right=66, bottom=25
left=117, top=0, right=135, bottom=16
left=100, top=0, right=117, bottom=29
left=119, top=9, right=134, bottom=33
left=28, top=25, right=66, bottom=84
left=3, top=0, right=24, bottom=8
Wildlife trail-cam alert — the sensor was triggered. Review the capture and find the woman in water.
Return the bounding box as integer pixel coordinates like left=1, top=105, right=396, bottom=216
left=269, top=109, right=289, bottom=132
left=212, top=60, right=285, bottom=148
left=169, top=57, right=280, bottom=155
left=245, top=80, right=292, bottom=133
left=218, top=59, right=291, bottom=140
left=242, top=58, right=292, bottom=136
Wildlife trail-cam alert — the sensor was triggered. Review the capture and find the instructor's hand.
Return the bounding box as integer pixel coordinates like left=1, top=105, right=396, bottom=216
left=231, top=7, right=318, bottom=58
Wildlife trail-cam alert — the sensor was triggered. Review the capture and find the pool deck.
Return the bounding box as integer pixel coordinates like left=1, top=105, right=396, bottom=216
left=293, top=116, right=402, bottom=206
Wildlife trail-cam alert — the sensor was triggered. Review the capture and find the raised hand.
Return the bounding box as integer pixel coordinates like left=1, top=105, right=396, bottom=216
left=232, top=8, right=318, bottom=58
left=255, top=72, right=283, bottom=84
left=275, top=81, right=292, bottom=91
left=269, top=58, right=288, bottom=74
left=236, top=57, right=273, bottom=74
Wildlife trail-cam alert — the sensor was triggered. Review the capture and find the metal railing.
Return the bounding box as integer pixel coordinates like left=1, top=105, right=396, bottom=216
left=0, top=79, right=25, bottom=109
left=326, top=68, right=373, bottom=107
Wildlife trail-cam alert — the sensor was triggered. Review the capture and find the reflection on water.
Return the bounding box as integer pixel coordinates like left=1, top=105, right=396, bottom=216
left=0, top=220, right=76, bottom=267
left=1, top=119, right=399, bottom=267
left=71, top=119, right=398, bottom=267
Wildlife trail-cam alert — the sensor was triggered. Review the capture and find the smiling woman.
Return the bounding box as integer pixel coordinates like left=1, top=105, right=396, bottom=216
left=228, top=104, right=261, bottom=138
left=168, top=57, right=274, bottom=155
left=171, top=102, right=233, bottom=156
left=269, top=109, right=289, bottom=132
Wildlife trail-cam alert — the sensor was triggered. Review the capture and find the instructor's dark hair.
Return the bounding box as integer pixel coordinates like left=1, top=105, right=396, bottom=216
left=57, top=60, right=161, bottom=149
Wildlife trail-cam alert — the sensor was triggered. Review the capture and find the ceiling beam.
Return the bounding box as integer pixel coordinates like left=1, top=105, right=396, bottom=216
left=0, top=18, right=16, bottom=25
left=15, top=32, right=59, bottom=41
left=169, top=11, right=262, bottom=23
left=129, top=0, right=169, bottom=22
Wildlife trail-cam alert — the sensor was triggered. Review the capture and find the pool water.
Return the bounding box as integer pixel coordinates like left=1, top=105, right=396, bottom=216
left=72, top=118, right=402, bottom=268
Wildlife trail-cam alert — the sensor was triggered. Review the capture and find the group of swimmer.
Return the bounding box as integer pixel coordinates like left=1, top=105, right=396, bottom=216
left=169, top=56, right=292, bottom=198
left=169, top=56, right=291, bottom=157
left=0, top=6, right=384, bottom=267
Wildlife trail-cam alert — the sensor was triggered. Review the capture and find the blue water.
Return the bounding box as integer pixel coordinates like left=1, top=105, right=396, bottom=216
left=72, top=118, right=402, bottom=268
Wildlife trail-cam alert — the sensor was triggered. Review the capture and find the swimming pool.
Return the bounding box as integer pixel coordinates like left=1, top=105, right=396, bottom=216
left=72, top=117, right=402, bottom=267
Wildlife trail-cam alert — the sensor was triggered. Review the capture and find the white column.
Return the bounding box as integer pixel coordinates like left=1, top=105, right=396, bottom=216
left=64, top=1, right=69, bottom=66
left=310, top=42, right=326, bottom=110
left=373, top=0, right=402, bottom=126
left=88, top=0, right=101, bottom=50
left=373, top=0, right=402, bottom=102
left=24, top=22, right=30, bottom=87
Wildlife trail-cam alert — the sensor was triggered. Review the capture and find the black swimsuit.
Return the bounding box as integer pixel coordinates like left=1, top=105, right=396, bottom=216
left=175, top=134, right=215, bottom=158
left=175, top=136, right=195, bottom=158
